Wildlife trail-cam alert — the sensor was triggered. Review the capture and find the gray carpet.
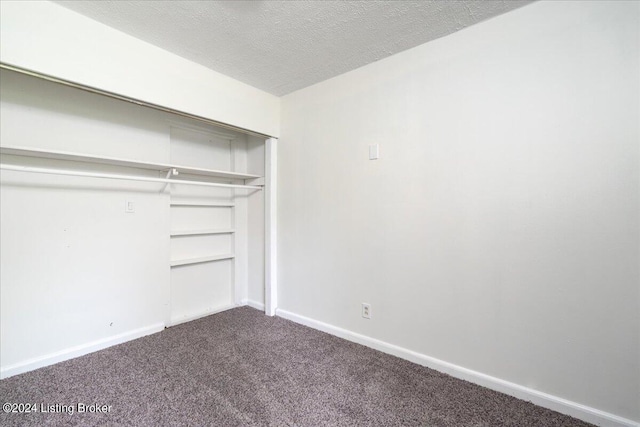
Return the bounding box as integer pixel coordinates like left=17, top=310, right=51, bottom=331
left=0, top=306, right=593, bottom=426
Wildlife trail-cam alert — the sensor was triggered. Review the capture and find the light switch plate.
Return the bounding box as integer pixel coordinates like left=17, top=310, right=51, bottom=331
left=369, top=144, right=379, bottom=160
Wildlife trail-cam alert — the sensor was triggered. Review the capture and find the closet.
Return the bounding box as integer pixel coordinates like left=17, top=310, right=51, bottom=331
left=0, top=67, right=276, bottom=377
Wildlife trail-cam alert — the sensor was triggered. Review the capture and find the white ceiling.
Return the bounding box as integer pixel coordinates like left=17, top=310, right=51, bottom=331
left=54, top=1, right=533, bottom=96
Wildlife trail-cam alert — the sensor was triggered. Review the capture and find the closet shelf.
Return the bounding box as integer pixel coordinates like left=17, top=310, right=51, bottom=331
left=170, top=254, right=235, bottom=267
left=170, top=201, right=234, bottom=207
left=0, top=145, right=261, bottom=181
left=170, top=229, right=235, bottom=236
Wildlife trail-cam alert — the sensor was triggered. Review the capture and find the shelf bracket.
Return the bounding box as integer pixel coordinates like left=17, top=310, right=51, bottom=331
left=160, top=168, right=179, bottom=193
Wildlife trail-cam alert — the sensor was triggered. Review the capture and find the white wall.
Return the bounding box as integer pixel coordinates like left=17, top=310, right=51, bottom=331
left=279, top=1, right=639, bottom=424
left=0, top=69, right=171, bottom=375
left=0, top=1, right=280, bottom=138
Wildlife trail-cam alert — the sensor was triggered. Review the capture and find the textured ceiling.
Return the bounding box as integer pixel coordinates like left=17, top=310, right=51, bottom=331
left=54, top=1, right=533, bottom=96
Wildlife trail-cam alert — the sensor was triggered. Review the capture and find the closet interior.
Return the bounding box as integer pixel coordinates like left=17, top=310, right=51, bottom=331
left=0, top=68, right=273, bottom=373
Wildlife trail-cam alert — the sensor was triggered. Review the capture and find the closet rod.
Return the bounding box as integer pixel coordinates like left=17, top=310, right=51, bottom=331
left=0, top=164, right=263, bottom=190
left=0, top=62, right=274, bottom=140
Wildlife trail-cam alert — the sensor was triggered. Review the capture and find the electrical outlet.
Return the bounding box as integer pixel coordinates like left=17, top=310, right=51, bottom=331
left=362, top=303, right=371, bottom=319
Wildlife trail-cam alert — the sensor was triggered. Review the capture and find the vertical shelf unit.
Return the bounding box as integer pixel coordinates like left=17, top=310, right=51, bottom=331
left=168, top=201, right=236, bottom=266
left=167, top=124, right=249, bottom=325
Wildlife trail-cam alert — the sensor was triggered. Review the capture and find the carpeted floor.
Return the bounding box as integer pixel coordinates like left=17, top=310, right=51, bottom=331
left=0, top=306, right=593, bottom=426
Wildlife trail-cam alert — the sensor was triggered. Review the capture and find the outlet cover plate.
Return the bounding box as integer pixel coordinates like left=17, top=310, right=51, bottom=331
left=362, top=303, right=371, bottom=319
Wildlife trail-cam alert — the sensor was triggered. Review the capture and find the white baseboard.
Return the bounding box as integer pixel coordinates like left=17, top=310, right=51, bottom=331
left=244, top=299, right=265, bottom=311
left=168, top=304, right=237, bottom=327
left=0, top=323, right=165, bottom=379
left=275, top=309, right=639, bottom=427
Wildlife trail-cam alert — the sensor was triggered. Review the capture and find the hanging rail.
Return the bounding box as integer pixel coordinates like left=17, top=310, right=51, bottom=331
left=0, top=164, right=263, bottom=190
left=0, top=145, right=261, bottom=181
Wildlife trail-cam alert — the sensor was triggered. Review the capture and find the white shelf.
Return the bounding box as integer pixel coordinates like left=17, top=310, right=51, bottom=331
left=170, top=229, right=235, bottom=236
left=170, top=201, right=235, bottom=207
left=170, top=254, right=235, bottom=267
left=168, top=304, right=237, bottom=327
left=0, top=145, right=261, bottom=181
